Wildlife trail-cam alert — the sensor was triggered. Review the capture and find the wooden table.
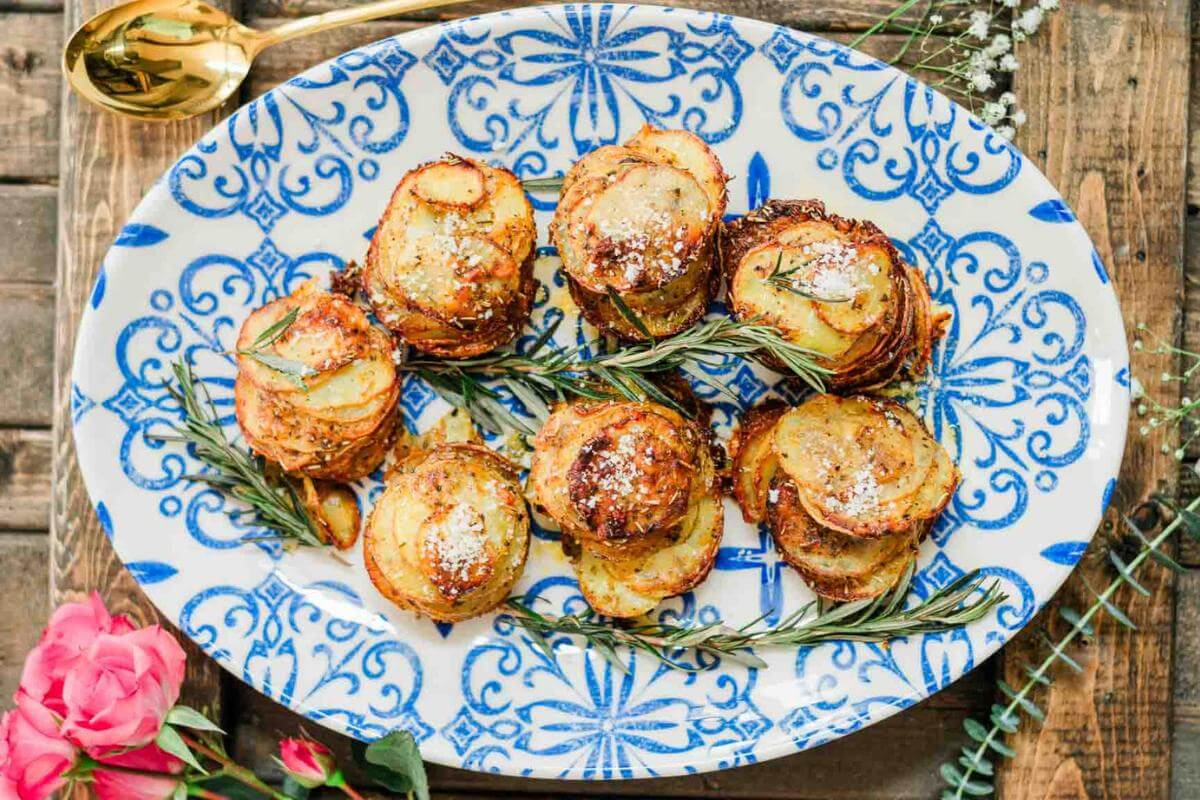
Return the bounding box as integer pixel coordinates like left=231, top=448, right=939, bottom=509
left=0, top=0, right=1192, bottom=796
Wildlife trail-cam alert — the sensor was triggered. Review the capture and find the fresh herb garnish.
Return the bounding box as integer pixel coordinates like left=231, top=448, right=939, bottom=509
left=505, top=564, right=1006, bottom=672
left=398, top=315, right=830, bottom=435
left=234, top=307, right=317, bottom=390
left=152, top=361, right=325, bottom=547
left=765, top=251, right=852, bottom=303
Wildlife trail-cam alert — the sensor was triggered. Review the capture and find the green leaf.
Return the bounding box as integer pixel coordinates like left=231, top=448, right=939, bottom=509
left=960, top=747, right=994, bottom=776
left=1058, top=606, right=1093, bottom=636
left=1177, top=507, right=1200, bottom=540
left=997, top=680, right=1044, bottom=722
left=605, top=287, right=653, bottom=339
left=280, top=776, right=312, bottom=799
left=165, top=705, right=225, bottom=734
left=1108, top=550, right=1150, bottom=595
left=963, top=717, right=989, bottom=742
left=520, top=175, right=565, bottom=191
left=1022, top=664, right=1052, bottom=686
left=1147, top=547, right=1187, bottom=574
left=985, top=737, right=1016, bottom=758
left=940, top=762, right=965, bottom=787
left=241, top=351, right=317, bottom=389
left=989, top=704, right=1019, bottom=734
left=358, top=730, right=429, bottom=800
left=171, top=784, right=187, bottom=800
left=155, top=724, right=205, bottom=773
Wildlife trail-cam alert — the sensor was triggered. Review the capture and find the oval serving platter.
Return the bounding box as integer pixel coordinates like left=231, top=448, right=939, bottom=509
left=71, top=2, right=1129, bottom=780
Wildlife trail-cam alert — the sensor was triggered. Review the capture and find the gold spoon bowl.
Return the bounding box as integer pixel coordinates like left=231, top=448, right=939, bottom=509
left=64, top=0, right=464, bottom=121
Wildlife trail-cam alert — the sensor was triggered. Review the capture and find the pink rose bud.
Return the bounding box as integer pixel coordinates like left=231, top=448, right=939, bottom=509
left=59, top=625, right=187, bottom=751
left=0, top=691, right=78, bottom=800
left=20, top=592, right=134, bottom=717
left=92, top=744, right=183, bottom=800
left=278, top=737, right=336, bottom=788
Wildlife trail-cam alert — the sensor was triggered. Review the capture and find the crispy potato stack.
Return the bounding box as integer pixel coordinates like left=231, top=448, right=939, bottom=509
left=364, top=443, right=530, bottom=622
left=730, top=394, right=960, bottom=601
left=234, top=283, right=400, bottom=482
left=722, top=199, right=943, bottom=392
left=529, top=400, right=723, bottom=618
left=549, top=125, right=727, bottom=340
left=364, top=155, right=537, bottom=357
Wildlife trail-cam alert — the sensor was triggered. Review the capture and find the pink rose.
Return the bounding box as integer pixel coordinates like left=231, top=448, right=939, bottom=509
left=0, top=692, right=78, bottom=800
left=92, top=744, right=183, bottom=800
left=20, top=592, right=134, bottom=716
left=278, top=737, right=336, bottom=788
left=58, top=625, right=186, bottom=751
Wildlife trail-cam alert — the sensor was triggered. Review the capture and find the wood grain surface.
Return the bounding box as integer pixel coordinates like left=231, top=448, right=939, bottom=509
left=26, top=0, right=1198, bottom=797
left=49, top=0, right=242, bottom=719
left=995, top=1, right=1191, bottom=798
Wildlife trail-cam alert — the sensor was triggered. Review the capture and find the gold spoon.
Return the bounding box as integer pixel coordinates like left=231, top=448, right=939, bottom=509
left=64, top=0, right=468, bottom=121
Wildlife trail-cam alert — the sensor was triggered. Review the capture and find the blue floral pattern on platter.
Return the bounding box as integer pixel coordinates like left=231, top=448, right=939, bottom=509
left=70, top=3, right=1129, bottom=780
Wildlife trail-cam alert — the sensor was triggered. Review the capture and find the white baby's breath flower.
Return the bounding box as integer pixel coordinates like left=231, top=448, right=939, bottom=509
left=985, top=33, right=1012, bottom=57
left=1131, top=376, right=1146, bottom=400
left=929, top=12, right=944, bottom=25
left=1039, top=0, right=1059, bottom=9
left=1000, top=91, right=1017, bottom=106
left=1017, top=6, right=1044, bottom=34
left=999, top=54, right=1020, bottom=71
left=995, top=125, right=1016, bottom=140
left=1001, top=0, right=1020, bottom=7
left=969, top=51, right=996, bottom=72
left=1012, top=28, right=1028, bottom=42
left=967, top=10, right=991, bottom=39
left=980, top=102, right=1006, bottom=124
left=1011, top=108, right=1027, bottom=126
left=970, top=71, right=996, bottom=92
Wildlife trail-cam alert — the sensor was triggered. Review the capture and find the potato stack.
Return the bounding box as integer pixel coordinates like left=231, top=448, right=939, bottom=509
left=363, top=443, right=530, bottom=622
left=234, top=282, right=400, bottom=481
left=731, top=394, right=960, bottom=601
left=364, top=155, right=537, bottom=357
left=549, top=125, right=727, bottom=340
left=722, top=199, right=942, bottom=392
left=529, top=400, right=724, bottom=618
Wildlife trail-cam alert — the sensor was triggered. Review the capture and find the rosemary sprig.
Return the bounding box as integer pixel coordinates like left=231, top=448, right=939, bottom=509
left=399, top=315, right=830, bottom=435
left=152, top=360, right=325, bottom=547
left=765, top=251, right=852, bottom=303
left=941, top=494, right=1199, bottom=799
left=504, top=565, right=1007, bottom=673
left=234, top=307, right=316, bottom=390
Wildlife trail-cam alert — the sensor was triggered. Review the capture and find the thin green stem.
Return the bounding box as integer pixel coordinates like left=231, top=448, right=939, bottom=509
left=848, top=0, right=926, bottom=48
left=179, top=733, right=292, bottom=800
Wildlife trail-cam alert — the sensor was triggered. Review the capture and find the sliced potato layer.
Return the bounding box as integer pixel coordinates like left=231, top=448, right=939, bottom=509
left=365, top=155, right=536, bottom=357
left=234, top=280, right=400, bottom=481
left=530, top=399, right=724, bottom=618
left=364, top=444, right=530, bottom=622
left=730, top=394, right=959, bottom=601
left=550, top=125, right=727, bottom=341
left=722, top=199, right=944, bottom=391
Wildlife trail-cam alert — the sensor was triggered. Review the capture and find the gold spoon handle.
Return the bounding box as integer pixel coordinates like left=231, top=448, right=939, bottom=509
left=259, top=0, right=470, bottom=48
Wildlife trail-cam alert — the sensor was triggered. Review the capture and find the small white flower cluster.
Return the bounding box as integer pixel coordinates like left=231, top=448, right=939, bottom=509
left=952, top=0, right=1059, bottom=138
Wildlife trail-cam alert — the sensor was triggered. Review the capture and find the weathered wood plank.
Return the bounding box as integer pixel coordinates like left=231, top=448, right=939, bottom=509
left=1173, top=570, right=1200, bottom=800
left=52, top=0, right=241, bottom=720
left=995, top=1, right=1190, bottom=799
left=246, top=23, right=954, bottom=99
left=246, top=0, right=925, bottom=30
left=0, top=429, right=50, bottom=530
left=0, top=283, right=54, bottom=426
left=0, top=183, right=57, bottom=284
left=0, top=13, right=61, bottom=179
left=0, top=534, right=49, bottom=703
left=230, top=662, right=996, bottom=799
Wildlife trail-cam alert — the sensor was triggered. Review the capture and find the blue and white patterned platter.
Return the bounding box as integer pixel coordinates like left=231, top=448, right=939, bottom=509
left=71, top=3, right=1129, bottom=780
